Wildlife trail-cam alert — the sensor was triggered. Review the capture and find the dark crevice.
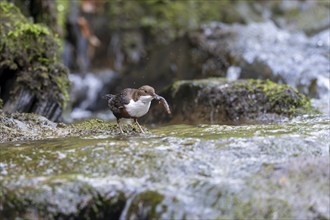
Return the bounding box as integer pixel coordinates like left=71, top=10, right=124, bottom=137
left=28, top=95, right=38, bottom=113
left=0, top=69, right=17, bottom=104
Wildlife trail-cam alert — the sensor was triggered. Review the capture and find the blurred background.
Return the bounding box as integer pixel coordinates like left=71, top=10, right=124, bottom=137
left=1, top=0, right=329, bottom=122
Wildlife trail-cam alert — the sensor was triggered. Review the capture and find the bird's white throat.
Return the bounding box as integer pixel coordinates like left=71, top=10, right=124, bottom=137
left=125, top=95, right=153, bottom=117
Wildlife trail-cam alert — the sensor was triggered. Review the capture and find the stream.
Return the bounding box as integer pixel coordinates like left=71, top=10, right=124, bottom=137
left=0, top=114, right=329, bottom=219
left=1, top=1, right=329, bottom=219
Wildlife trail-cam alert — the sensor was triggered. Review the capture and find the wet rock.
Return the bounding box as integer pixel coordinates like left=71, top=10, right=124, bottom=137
left=191, top=21, right=330, bottom=100
left=0, top=3, right=69, bottom=121
left=145, top=78, right=315, bottom=125
left=0, top=111, right=140, bottom=143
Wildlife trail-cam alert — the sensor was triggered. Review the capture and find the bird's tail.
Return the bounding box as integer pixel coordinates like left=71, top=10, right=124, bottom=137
left=102, top=94, right=115, bottom=101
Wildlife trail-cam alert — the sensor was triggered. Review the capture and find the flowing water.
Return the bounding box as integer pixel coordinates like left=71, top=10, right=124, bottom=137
left=0, top=115, right=329, bottom=219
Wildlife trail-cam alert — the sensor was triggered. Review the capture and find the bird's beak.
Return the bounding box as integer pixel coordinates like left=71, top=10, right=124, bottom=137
left=154, top=94, right=161, bottom=100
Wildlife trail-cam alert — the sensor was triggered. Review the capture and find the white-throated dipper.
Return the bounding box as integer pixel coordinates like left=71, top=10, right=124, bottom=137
left=103, top=85, right=170, bottom=133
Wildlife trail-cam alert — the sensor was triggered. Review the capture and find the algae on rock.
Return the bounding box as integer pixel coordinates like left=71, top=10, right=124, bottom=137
left=0, top=110, right=142, bottom=143
left=0, top=2, right=69, bottom=121
left=146, top=78, right=316, bottom=125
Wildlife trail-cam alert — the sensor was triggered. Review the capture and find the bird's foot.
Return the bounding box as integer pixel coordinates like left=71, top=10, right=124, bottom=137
left=134, top=119, right=145, bottom=134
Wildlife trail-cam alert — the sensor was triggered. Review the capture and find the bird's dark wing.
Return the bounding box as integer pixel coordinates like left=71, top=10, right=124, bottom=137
left=119, top=88, right=133, bottom=105
left=103, top=94, right=115, bottom=100
left=108, top=89, right=132, bottom=115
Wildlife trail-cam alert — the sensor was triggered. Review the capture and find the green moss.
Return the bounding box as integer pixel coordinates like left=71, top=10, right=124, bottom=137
left=0, top=1, right=21, bottom=15
left=246, top=79, right=314, bottom=115
left=0, top=2, right=69, bottom=108
left=70, top=119, right=117, bottom=130
left=7, top=22, right=50, bottom=38
left=70, top=119, right=143, bottom=135
left=230, top=79, right=314, bottom=116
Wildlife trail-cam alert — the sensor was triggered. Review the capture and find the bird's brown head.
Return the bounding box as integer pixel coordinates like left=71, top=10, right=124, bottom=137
left=138, top=85, right=160, bottom=100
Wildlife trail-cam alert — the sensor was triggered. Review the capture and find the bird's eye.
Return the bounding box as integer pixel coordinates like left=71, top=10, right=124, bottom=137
left=144, top=90, right=148, bottom=93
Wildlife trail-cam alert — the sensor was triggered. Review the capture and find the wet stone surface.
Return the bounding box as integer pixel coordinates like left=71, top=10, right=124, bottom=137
left=0, top=111, right=141, bottom=143
left=0, top=115, right=329, bottom=219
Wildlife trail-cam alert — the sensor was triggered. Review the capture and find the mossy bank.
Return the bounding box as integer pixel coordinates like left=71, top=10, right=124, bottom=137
left=0, top=2, right=69, bottom=121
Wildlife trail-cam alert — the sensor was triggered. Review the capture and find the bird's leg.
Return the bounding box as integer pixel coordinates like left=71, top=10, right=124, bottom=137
left=134, top=118, right=145, bottom=133
left=117, top=118, right=124, bottom=134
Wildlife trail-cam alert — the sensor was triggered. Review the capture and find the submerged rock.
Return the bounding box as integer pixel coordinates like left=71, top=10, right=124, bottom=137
left=146, top=78, right=315, bottom=125
left=0, top=3, right=70, bottom=121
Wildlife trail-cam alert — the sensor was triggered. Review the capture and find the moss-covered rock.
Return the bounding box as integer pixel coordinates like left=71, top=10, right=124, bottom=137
left=0, top=2, right=69, bottom=121
left=145, top=78, right=315, bottom=124
left=0, top=111, right=142, bottom=143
